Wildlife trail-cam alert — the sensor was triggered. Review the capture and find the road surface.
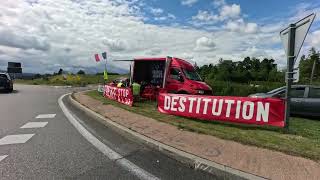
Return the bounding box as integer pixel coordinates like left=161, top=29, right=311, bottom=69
left=0, top=84, right=216, bottom=179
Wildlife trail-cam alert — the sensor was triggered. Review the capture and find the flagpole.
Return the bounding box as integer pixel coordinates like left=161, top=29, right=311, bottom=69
left=104, top=58, right=107, bottom=85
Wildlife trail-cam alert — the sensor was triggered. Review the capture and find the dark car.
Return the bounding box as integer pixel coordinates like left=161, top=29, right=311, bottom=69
left=249, top=85, right=320, bottom=117
left=0, top=73, right=13, bottom=93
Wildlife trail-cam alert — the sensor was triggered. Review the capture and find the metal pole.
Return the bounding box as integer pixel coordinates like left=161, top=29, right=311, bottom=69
left=103, top=58, right=107, bottom=85
left=310, top=59, right=316, bottom=84
left=284, top=24, right=296, bottom=130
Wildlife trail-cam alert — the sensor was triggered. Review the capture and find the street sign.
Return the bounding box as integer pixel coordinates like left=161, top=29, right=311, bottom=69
left=7, top=67, right=22, bottom=73
left=293, top=68, right=299, bottom=83
left=8, top=62, right=21, bottom=68
left=7, top=62, right=22, bottom=74
left=280, top=13, right=316, bottom=63
left=280, top=13, right=316, bottom=130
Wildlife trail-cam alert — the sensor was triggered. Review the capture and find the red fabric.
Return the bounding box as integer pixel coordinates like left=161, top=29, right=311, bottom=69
left=158, top=93, right=285, bottom=127
left=95, top=54, right=100, bottom=62
left=104, top=85, right=133, bottom=106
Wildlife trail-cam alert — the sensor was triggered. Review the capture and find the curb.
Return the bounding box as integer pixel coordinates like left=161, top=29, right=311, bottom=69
left=69, top=93, right=268, bottom=180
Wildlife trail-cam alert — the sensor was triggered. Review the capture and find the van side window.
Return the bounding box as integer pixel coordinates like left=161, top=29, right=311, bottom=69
left=170, top=68, right=181, bottom=80
left=291, top=87, right=305, bottom=98
left=309, top=88, right=320, bottom=98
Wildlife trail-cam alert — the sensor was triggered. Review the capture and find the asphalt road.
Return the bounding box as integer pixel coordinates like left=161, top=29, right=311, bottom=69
left=0, top=84, right=217, bottom=180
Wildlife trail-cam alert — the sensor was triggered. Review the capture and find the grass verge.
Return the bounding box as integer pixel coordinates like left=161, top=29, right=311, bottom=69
left=86, top=90, right=320, bottom=161
left=15, top=74, right=123, bottom=86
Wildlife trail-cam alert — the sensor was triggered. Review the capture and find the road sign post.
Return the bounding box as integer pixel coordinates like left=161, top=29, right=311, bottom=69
left=280, top=13, right=316, bottom=130
left=284, top=24, right=296, bottom=129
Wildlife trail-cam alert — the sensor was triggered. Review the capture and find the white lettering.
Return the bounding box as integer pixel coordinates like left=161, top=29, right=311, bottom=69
left=196, top=98, right=202, bottom=114
left=242, top=101, right=254, bottom=120
left=257, top=102, right=270, bottom=122
left=178, top=97, right=186, bottom=112
left=164, top=96, right=171, bottom=110
left=188, top=97, right=197, bottom=113
left=202, top=98, right=212, bottom=114
left=171, top=96, right=179, bottom=111
left=235, top=100, right=241, bottom=119
left=225, top=99, right=235, bottom=117
left=212, top=99, right=223, bottom=116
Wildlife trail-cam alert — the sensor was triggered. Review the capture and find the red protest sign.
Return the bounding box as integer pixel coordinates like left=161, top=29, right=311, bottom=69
left=158, top=93, right=285, bottom=127
left=104, top=85, right=133, bottom=106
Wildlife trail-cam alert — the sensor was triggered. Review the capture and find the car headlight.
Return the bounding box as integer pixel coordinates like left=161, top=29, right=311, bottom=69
left=197, top=90, right=204, bottom=94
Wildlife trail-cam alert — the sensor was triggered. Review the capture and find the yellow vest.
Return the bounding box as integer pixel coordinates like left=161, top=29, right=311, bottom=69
left=132, top=83, right=141, bottom=96
left=117, top=82, right=123, bottom=88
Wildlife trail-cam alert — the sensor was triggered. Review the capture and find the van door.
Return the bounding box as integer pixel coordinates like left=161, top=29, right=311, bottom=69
left=166, top=68, right=184, bottom=93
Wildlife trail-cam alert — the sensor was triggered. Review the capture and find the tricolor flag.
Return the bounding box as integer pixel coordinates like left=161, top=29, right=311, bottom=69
left=94, top=54, right=101, bottom=62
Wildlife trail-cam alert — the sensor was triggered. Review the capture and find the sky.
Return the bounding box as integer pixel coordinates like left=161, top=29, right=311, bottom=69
left=0, top=0, right=320, bottom=74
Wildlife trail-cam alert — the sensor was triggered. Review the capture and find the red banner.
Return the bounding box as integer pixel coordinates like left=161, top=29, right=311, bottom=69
left=104, top=85, right=133, bottom=106
left=158, top=93, right=285, bottom=127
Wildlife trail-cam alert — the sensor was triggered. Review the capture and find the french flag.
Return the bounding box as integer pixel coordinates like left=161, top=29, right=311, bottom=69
left=94, top=54, right=101, bottom=62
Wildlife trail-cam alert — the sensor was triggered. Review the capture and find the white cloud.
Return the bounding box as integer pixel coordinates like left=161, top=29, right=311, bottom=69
left=181, top=0, right=198, bottom=7
left=103, top=39, right=127, bottom=51
left=0, top=28, right=50, bottom=51
left=192, top=10, right=219, bottom=22
left=225, top=19, right=258, bottom=33
left=0, top=0, right=294, bottom=73
left=212, top=0, right=226, bottom=7
left=308, top=30, right=320, bottom=48
left=150, top=8, right=163, bottom=16
left=194, top=37, right=216, bottom=51
left=191, top=3, right=241, bottom=26
left=154, top=13, right=176, bottom=21
left=220, top=4, right=241, bottom=19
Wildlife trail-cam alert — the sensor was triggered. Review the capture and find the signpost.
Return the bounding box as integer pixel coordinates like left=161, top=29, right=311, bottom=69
left=280, top=13, right=316, bottom=129
left=7, top=62, right=22, bottom=73
left=7, top=62, right=22, bottom=79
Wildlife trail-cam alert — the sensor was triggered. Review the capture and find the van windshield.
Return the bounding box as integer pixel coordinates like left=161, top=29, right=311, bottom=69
left=182, top=69, right=202, bottom=81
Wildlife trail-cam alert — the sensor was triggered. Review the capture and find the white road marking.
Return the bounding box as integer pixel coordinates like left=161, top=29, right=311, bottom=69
left=36, top=114, right=56, bottom=119
left=58, top=93, right=159, bottom=180
left=0, top=155, right=8, bottom=162
left=0, top=134, right=35, bottom=145
left=20, top=122, right=48, bottom=129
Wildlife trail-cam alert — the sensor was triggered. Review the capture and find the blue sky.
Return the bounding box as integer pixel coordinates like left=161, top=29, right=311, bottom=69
left=0, top=0, right=319, bottom=73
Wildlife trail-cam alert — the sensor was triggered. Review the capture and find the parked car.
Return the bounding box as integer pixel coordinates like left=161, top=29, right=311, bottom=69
left=249, top=85, right=320, bottom=117
left=0, top=73, right=13, bottom=93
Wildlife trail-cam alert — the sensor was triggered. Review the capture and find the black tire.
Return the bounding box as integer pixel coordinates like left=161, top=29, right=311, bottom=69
left=7, top=88, right=13, bottom=93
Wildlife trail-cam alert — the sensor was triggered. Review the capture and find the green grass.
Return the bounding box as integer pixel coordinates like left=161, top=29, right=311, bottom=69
left=15, top=74, right=124, bottom=86
left=86, top=90, right=320, bottom=161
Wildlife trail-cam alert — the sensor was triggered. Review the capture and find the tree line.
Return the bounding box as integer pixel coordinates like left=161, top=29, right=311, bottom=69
left=196, top=57, right=284, bottom=83
left=299, top=47, right=320, bottom=84
left=196, top=47, right=320, bottom=85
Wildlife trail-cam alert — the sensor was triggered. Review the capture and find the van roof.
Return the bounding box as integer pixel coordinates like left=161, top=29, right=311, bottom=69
left=134, top=57, right=195, bottom=69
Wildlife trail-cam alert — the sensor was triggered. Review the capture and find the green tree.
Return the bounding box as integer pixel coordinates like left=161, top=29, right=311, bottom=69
left=58, top=68, right=63, bottom=75
left=299, top=47, right=320, bottom=83
left=77, top=70, right=85, bottom=75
